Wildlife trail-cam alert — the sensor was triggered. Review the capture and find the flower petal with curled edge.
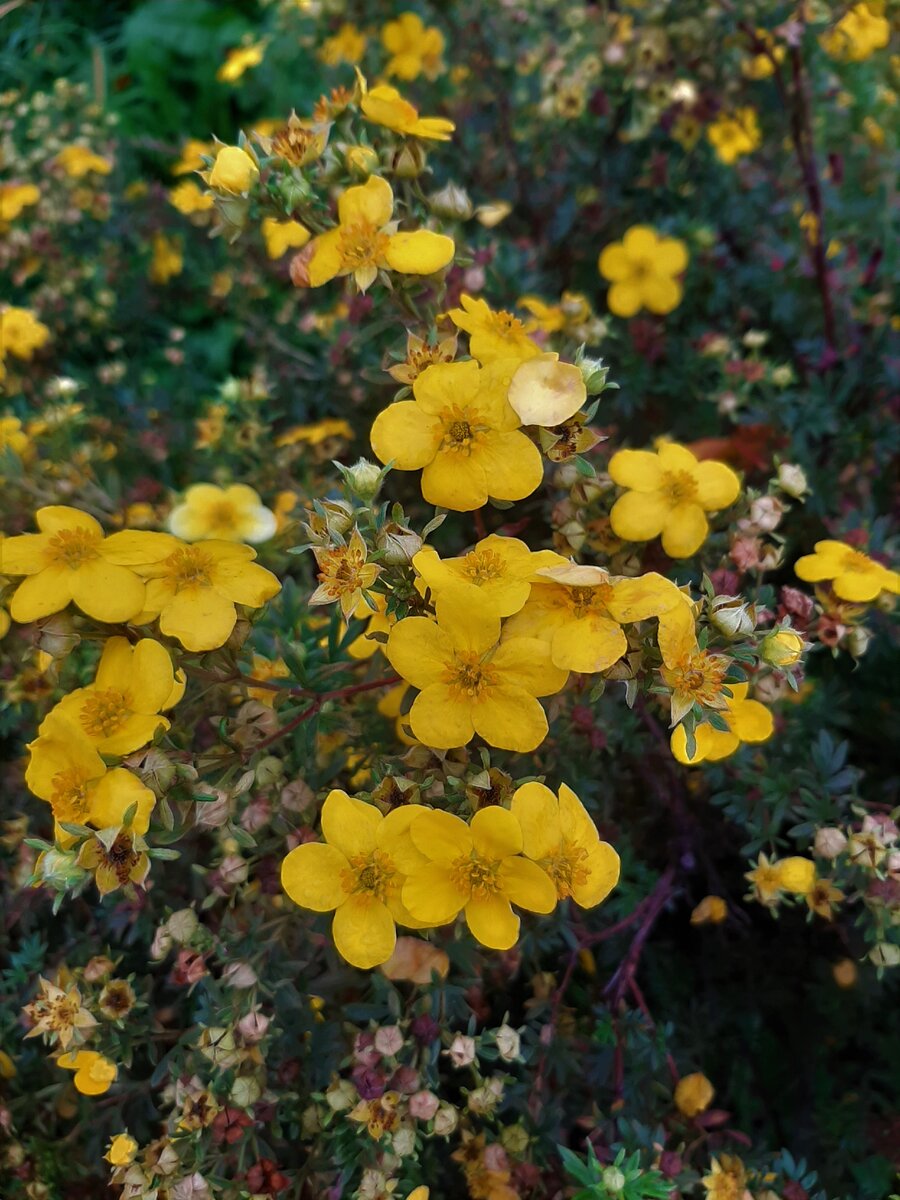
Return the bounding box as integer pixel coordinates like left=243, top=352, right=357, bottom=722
left=508, top=354, right=587, bottom=427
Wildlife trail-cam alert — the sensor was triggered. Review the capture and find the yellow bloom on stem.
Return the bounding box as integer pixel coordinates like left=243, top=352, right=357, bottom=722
left=40, top=637, right=177, bottom=757
left=518, top=296, right=567, bottom=334
left=745, top=853, right=812, bottom=904
left=448, top=294, right=541, bottom=365
left=381, top=12, right=445, bottom=81
left=821, top=4, right=889, bottom=62
left=370, top=359, right=543, bottom=511
left=598, top=225, right=689, bottom=317
left=1, top=306, right=51, bottom=359
left=345, top=592, right=393, bottom=659
left=361, top=84, right=454, bottom=141
left=281, top=789, right=430, bottom=969
left=105, top=1133, right=138, bottom=1167
left=262, top=217, right=311, bottom=260
left=609, top=442, right=740, bottom=558
left=742, top=29, right=784, bottom=80
left=387, top=329, right=458, bottom=385
left=171, top=139, right=213, bottom=176
left=206, top=145, right=259, bottom=195
left=26, top=730, right=156, bottom=834
left=246, top=654, right=291, bottom=706
left=658, top=607, right=732, bottom=726
left=307, top=174, right=454, bottom=291
left=503, top=562, right=681, bottom=674
left=690, top=895, right=727, bottom=924
left=707, top=107, right=762, bottom=164
left=701, top=1155, right=747, bottom=1200
left=794, top=540, right=899, bottom=602
left=0, top=182, right=40, bottom=222
left=320, top=22, right=368, bottom=66
left=77, top=829, right=150, bottom=895
left=148, top=233, right=182, bottom=285
left=670, top=682, right=774, bottom=764
left=2, top=507, right=173, bottom=624
left=275, top=417, right=353, bottom=447
left=257, top=111, right=331, bottom=168
left=135, top=542, right=281, bottom=652
left=311, top=528, right=381, bottom=618
left=54, top=145, right=113, bottom=178
left=1, top=414, right=30, bottom=457
left=217, top=41, right=266, bottom=83
left=511, top=781, right=620, bottom=906
left=386, top=602, right=568, bottom=752
left=414, top=535, right=564, bottom=620
left=507, top=354, right=587, bottom=427
left=401, top=807, right=557, bottom=950
left=57, top=1049, right=117, bottom=1095
left=168, top=181, right=214, bottom=215
left=168, top=483, right=277, bottom=544
left=675, top=1072, right=715, bottom=1117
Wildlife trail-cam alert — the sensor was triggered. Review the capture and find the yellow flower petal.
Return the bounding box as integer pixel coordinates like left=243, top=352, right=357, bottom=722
left=572, top=841, right=621, bottom=909
left=384, top=230, right=455, bottom=275
left=89, top=769, right=156, bottom=835
left=370, top=401, right=442, bottom=469
left=511, top=782, right=561, bottom=860
left=10, top=567, right=72, bottom=622
left=321, top=788, right=381, bottom=858
left=332, top=894, right=396, bottom=969
left=551, top=615, right=627, bottom=673
left=387, top=617, right=453, bottom=689
left=159, top=587, right=236, bottom=651
left=507, top=355, right=587, bottom=427
left=281, top=842, right=349, bottom=911
left=71, top=562, right=146, bottom=623
left=610, top=490, right=670, bottom=542
left=693, top=460, right=740, bottom=510
left=608, top=448, right=664, bottom=491
left=470, top=807, right=522, bottom=858
left=409, top=683, right=475, bottom=748
left=499, top=857, right=557, bottom=913
left=338, top=174, right=393, bottom=229
left=470, top=686, right=548, bottom=752
left=409, top=809, right=472, bottom=863
left=402, top=862, right=466, bottom=925
left=465, top=894, right=519, bottom=949
left=728, top=698, right=774, bottom=743
left=661, top=503, right=708, bottom=558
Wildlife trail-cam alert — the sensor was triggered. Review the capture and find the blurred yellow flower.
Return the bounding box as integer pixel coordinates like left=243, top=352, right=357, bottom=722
left=707, top=107, right=761, bottom=163
left=1, top=306, right=51, bottom=360
left=795, top=540, right=899, bottom=602
left=319, top=22, right=367, bottom=66
left=171, top=138, right=213, bottom=175
left=448, top=294, right=540, bottom=365
left=261, top=217, right=311, bottom=259
left=168, top=483, right=276, bottom=544
left=361, top=84, right=454, bottom=141
left=821, top=4, right=889, bottom=62
left=598, top=225, right=688, bottom=317
left=55, top=145, right=113, bottom=178
left=217, top=41, right=266, bottom=83
left=382, top=12, right=445, bottom=80
left=0, top=182, right=39, bottom=222
left=148, top=233, right=183, bottom=284
left=675, top=1072, right=714, bottom=1117
left=168, top=180, right=214, bottom=215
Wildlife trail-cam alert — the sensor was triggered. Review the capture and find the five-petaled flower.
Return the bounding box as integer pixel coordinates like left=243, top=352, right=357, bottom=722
left=608, top=442, right=741, bottom=558
left=370, top=359, right=543, bottom=511
left=670, top=682, right=773, bottom=764
left=381, top=11, right=445, bottom=81
left=794, top=540, right=899, bottom=603
left=401, top=807, right=557, bottom=950
left=707, top=107, right=762, bottom=164
left=448, top=294, right=540, bottom=365
left=168, top=483, right=277, bottom=544
left=413, top=535, right=563, bottom=620
left=57, top=1049, right=117, bottom=1095
left=598, top=225, right=689, bottom=317
left=311, top=528, right=381, bottom=618
left=306, top=174, right=454, bottom=292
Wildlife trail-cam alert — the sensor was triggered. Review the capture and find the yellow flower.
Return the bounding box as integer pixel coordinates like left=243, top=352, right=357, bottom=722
left=148, top=233, right=183, bottom=285
left=795, top=540, right=899, bottom=602
left=776, top=856, right=816, bottom=895
left=246, top=654, right=290, bottom=706
left=77, top=829, right=150, bottom=895
left=311, top=528, right=381, bottom=618
left=57, top=1049, right=117, bottom=1095
left=361, top=84, right=454, bottom=141
left=257, top=112, right=330, bottom=167
left=168, top=181, right=214, bottom=215
left=386, top=603, right=568, bottom=752
left=40, top=636, right=178, bottom=757
left=105, top=1133, right=138, bottom=1167
left=658, top=611, right=731, bottom=726
left=0, top=182, right=40, bottom=222
left=503, top=562, right=681, bottom=674
left=370, top=359, right=543, bottom=511
left=401, top=807, right=557, bottom=950
left=168, top=483, right=277, bottom=544
left=598, top=225, right=689, bottom=317
left=262, top=217, right=311, bottom=259
left=0, top=414, right=30, bottom=457
left=23, top=977, right=96, bottom=1049
left=675, top=1072, right=715, bottom=1117
left=821, top=4, right=889, bottom=62
left=2, top=506, right=173, bottom=624
left=448, top=294, right=540, bottom=365
left=745, top=853, right=790, bottom=904
left=707, top=107, right=762, bottom=164
left=26, top=729, right=156, bottom=834
left=217, top=41, right=266, bottom=83
left=206, top=145, right=259, bottom=195
left=1, top=306, right=51, bottom=359
left=320, top=22, right=367, bottom=66
left=690, top=895, right=727, bottom=924
left=171, top=138, right=213, bottom=176
left=281, top=789, right=430, bottom=969
left=701, top=1155, right=747, bottom=1200
left=518, top=295, right=567, bottom=334
left=670, top=683, right=774, bottom=764
left=741, top=29, right=784, bottom=80
left=307, top=174, right=454, bottom=291
left=382, top=12, right=445, bottom=81
left=387, top=329, right=458, bottom=385
left=54, top=145, right=113, bottom=178
left=510, top=781, right=620, bottom=906
left=135, top=541, right=281, bottom=652
left=0, top=608, right=9, bottom=638
left=760, top=629, right=805, bottom=667
left=413, top=535, right=563, bottom=620
left=275, top=417, right=353, bottom=447
left=507, top=355, right=587, bottom=427
left=609, top=442, right=740, bottom=558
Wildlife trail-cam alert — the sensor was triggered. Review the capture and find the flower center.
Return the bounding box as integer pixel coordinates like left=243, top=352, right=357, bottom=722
left=338, top=220, right=389, bottom=270
left=841, top=549, right=876, bottom=574
left=489, top=311, right=525, bottom=337
left=345, top=849, right=395, bottom=901
left=450, top=852, right=501, bottom=898
left=439, top=406, right=486, bottom=455
left=80, top=688, right=130, bottom=738
left=661, top=469, right=697, bottom=504
left=662, top=649, right=729, bottom=708
left=463, top=548, right=505, bottom=584
left=444, top=651, right=497, bottom=699
left=543, top=840, right=591, bottom=899
left=46, top=528, right=101, bottom=569
left=167, top=546, right=214, bottom=590
left=207, top=500, right=239, bottom=533
left=566, top=583, right=614, bottom=617
left=50, top=769, right=92, bottom=823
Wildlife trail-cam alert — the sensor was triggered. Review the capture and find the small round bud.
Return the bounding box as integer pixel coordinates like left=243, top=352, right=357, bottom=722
left=344, top=458, right=384, bottom=501
left=761, top=630, right=804, bottom=667
left=377, top=521, right=423, bottom=565
left=710, top=596, right=756, bottom=638
left=777, top=462, right=809, bottom=499
left=428, top=182, right=474, bottom=221
left=674, top=1072, right=715, bottom=1117
left=832, top=958, right=858, bottom=988
left=345, top=145, right=379, bottom=177
left=814, top=827, right=847, bottom=859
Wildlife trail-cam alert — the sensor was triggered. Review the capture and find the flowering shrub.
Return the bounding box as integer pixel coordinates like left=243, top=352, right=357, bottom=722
left=1, top=2, right=898, bottom=1200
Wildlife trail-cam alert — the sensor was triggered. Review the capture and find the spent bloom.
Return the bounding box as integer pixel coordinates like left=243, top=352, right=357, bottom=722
left=608, top=442, right=741, bottom=558
left=168, top=484, right=277, bottom=544
left=794, top=540, right=899, bottom=603
left=311, top=528, right=381, bottom=618
left=402, top=808, right=557, bottom=950
left=24, top=977, right=96, bottom=1050
left=598, top=225, right=688, bottom=317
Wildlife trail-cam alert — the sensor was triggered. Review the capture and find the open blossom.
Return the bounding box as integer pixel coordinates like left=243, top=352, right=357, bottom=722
left=1, top=305, right=51, bottom=360
left=448, top=294, right=540, bottom=365
left=370, top=359, right=543, bottom=511
left=707, top=107, right=761, bottom=164
left=511, top=782, right=620, bottom=907
left=281, top=790, right=430, bottom=969
left=305, top=174, right=454, bottom=292
left=361, top=84, right=454, bottom=141
left=598, top=225, right=688, bottom=317
left=386, top=603, right=568, bottom=753
left=319, top=22, right=367, bottom=65
left=57, top=1049, right=117, bottom=1095
left=670, top=682, right=774, bottom=764
left=794, top=540, right=899, bottom=603
left=168, top=484, right=277, bottom=544
left=402, top=808, right=556, bottom=950
left=311, top=528, right=381, bottom=618
left=0, top=181, right=40, bottom=221
left=381, top=11, right=445, bottom=80
left=216, top=41, right=266, bottom=83
left=609, top=442, right=741, bottom=558
left=54, top=145, right=112, bottom=177
left=821, top=3, right=889, bottom=62
left=24, top=977, right=96, bottom=1049
left=413, top=535, right=563, bottom=620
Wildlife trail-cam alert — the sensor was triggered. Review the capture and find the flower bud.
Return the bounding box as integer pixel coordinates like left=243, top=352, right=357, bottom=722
left=343, top=457, right=384, bottom=502
left=775, top=856, right=816, bottom=894
left=346, top=145, right=379, bottom=177
left=377, top=520, right=423, bottom=565
left=674, top=1072, right=714, bottom=1117
left=34, top=847, right=87, bottom=891
left=255, top=755, right=284, bottom=787
left=814, top=827, right=847, bottom=859
left=446, top=1034, right=476, bottom=1067
left=208, top=145, right=259, bottom=195
left=846, top=626, right=872, bottom=658
left=150, top=925, right=174, bottom=960
left=428, top=182, right=474, bottom=221
left=432, top=1103, right=458, bottom=1135
left=602, top=1167, right=626, bottom=1193
left=777, top=462, right=809, bottom=499
left=167, top=908, right=199, bottom=944
left=832, top=958, right=858, bottom=988
left=574, top=346, right=613, bottom=394
left=392, top=142, right=427, bottom=179
left=495, top=1024, right=521, bottom=1061
left=374, top=1026, right=404, bottom=1057
left=277, top=173, right=313, bottom=215
left=222, top=961, right=258, bottom=989
left=237, top=1011, right=269, bottom=1044
left=710, top=595, right=756, bottom=638
left=409, top=1090, right=440, bottom=1120
left=690, top=895, right=727, bottom=924
left=760, top=629, right=804, bottom=667
left=869, top=942, right=900, bottom=969
left=500, top=1124, right=530, bottom=1155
